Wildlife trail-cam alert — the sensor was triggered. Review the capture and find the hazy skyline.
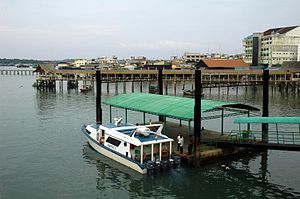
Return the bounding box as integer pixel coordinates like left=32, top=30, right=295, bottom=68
left=1, top=0, right=299, bottom=60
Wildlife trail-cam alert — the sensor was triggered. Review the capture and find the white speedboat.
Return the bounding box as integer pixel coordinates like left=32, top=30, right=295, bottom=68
left=81, top=118, right=181, bottom=174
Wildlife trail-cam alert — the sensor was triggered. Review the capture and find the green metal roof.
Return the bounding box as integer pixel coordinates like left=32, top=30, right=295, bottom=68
left=234, top=117, right=300, bottom=124
left=103, top=93, right=258, bottom=121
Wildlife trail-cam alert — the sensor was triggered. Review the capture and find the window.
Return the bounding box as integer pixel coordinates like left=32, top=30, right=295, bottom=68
left=106, top=137, right=121, bottom=147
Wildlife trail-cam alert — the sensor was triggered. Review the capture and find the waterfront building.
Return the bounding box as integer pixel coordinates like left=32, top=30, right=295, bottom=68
left=56, top=62, right=72, bottom=69
left=196, top=59, right=249, bottom=70
left=183, top=52, right=242, bottom=64
left=183, top=52, right=206, bottom=63
left=74, top=59, right=88, bottom=68
left=242, top=25, right=300, bottom=66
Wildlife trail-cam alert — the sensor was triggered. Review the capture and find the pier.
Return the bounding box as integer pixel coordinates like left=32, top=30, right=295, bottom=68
left=1, top=68, right=299, bottom=92
left=0, top=68, right=34, bottom=75
left=36, top=69, right=300, bottom=93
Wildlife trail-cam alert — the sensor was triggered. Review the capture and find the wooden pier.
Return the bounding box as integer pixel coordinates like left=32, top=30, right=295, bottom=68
left=161, top=120, right=300, bottom=165
left=1, top=68, right=299, bottom=92
left=156, top=121, right=258, bottom=165
left=0, top=69, right=34, bottom=75
left=34, top=69, right=300, bottom=92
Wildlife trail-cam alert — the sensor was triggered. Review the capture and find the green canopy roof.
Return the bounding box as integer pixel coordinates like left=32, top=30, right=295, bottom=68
left=234, top=117, right=300, bottom=124
left=103, top=93, right=258, bottom=121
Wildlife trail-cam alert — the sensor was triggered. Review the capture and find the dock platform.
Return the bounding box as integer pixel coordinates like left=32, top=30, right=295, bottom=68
left=159, top=121, right=254, bottom=165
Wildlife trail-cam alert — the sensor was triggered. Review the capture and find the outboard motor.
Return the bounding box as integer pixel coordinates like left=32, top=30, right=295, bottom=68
left=161, top=159, right=168, bottom=169
left=173, top=155, right=181, bottom=167
left=168, top=158, right=174, bottom=168
left=155, top=158, right=161, bottom=171
left=146, top=161, right=155, bottom=170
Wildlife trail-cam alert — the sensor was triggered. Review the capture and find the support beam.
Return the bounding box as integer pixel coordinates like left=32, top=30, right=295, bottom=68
left=96, top=70, right=102, bottom=124
left=109, top=106, right=112, bottom=123
left=262, top=69, right=269, bottom=143
left=194, top=69, right=202, bottom=152
left=125, top=108, right=128, bottom=123
left=158, top=68, right=164, bottom=122
left=221, top=108, right=224, bottom=135
left=159, top=143, right=162, bottom=161
left=151, top=144, right=154, bottom=161
left=141, top=145, right=144, bottom=164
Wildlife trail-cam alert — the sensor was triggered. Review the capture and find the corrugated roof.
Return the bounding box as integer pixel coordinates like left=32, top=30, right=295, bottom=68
left=263, top=26, right=299, bottom=36
left=103, top=93, right=258, bottom=121
left=234, top=117, right=300, bottom=124
left=201, top=59, right=249, bottom=68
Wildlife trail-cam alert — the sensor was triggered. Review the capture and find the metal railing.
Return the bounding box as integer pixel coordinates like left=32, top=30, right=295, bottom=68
left=226, top=130, right=300, bottom=145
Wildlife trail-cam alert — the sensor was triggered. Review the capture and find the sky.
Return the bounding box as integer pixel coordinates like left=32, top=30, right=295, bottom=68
left=0, top=0, right=299, bottom=60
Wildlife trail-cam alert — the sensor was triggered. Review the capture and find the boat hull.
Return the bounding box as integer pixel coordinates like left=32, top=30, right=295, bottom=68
left=82, top=126, right=147, bottom=174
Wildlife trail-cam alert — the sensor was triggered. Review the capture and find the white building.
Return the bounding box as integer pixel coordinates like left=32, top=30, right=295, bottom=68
left=242, top=25, right=300, bottom=66
left=74, top=59, right=88, bottom=68
left=183, top=52, right=206, bottom=62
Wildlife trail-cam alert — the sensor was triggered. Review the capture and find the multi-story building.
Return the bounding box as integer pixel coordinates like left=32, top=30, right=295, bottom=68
left=183, top=52, right=206, bottom=62
left=183, top=52, right=241, bottom=63
left=74, top=59, right=88, bottom=67
left=242, top=25, right=300, bottom=66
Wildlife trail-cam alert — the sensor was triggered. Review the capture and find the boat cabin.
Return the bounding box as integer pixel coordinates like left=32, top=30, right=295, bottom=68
left=95, top=119, right=173, bottom=165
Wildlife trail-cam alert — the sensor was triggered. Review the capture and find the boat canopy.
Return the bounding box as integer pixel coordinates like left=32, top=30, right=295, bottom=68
left=234, top=117, right=300, bottom=124
left=103, top=93, right=259, bottom=121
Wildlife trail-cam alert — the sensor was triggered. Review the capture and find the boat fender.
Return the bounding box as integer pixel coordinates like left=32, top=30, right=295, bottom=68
left=162, top=149, right=169, bottom=159
left=139, top=152, right=146, bottom=161
left=99, top=136, right=105, bottom=144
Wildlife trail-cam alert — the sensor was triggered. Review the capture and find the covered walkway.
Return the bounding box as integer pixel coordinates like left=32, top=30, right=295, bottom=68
left=103, top=93, right=259, bottom=136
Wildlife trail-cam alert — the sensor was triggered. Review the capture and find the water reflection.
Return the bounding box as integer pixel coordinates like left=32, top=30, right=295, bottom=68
left=82, top=143, right=299, bottom=198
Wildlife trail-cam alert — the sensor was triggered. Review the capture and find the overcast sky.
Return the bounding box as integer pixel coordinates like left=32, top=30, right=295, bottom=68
left=0, top=0, right=299, bottom=60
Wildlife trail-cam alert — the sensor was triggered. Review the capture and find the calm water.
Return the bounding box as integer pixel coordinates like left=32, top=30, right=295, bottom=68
left=0, top=71, right=300, bottom=199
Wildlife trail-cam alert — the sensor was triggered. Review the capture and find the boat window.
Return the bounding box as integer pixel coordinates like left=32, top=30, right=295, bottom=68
left=106, top=137, right=121, bottom=147
left=86, top=129, right=91, bottom=135
left=124, top=142, right=127, bottom=147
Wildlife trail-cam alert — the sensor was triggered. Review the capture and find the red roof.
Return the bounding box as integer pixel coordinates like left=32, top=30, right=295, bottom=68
left=200, top=59, right=249, bottom=68
left=33, top=67, right=45, bottom=73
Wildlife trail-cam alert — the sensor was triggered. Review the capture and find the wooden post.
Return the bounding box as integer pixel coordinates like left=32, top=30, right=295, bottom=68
left=221, top=108, right=224, bottom=136
left=115, top=82, right=118, bottom=95
left=262, top=69, right=269, bottom=143
left=96, top=70, right=102, bottom=124
left=158, top=69, right=164, bottom=122
left=123, top=81, right=126, bottom=93
left=194, top=69, right=202, bottom=152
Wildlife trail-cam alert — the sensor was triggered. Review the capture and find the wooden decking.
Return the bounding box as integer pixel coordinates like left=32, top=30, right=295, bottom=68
left=160, top=121, right=252, bottom=164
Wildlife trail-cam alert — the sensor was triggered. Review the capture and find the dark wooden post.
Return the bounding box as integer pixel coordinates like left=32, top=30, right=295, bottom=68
left=262, top=69, right=269, bottom=143
left=96, top=70, right=102, bottom=124
left=158, top=68, right=164, bottom=122
left=194, top=69, right=202, bottom=152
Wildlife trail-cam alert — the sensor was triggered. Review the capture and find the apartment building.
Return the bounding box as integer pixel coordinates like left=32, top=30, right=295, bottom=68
left=242, top=25, right=300, bottom=66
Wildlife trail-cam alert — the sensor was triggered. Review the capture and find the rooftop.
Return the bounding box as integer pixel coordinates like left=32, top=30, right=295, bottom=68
left=197, top=59, right=249, bottom=69
left=263, top=25, right=299, bottom=36
left=103, top=93, right=259, bottom=121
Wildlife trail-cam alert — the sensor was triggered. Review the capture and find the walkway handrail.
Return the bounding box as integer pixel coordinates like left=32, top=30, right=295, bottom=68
left=226, top=130, right=300, bottom=145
